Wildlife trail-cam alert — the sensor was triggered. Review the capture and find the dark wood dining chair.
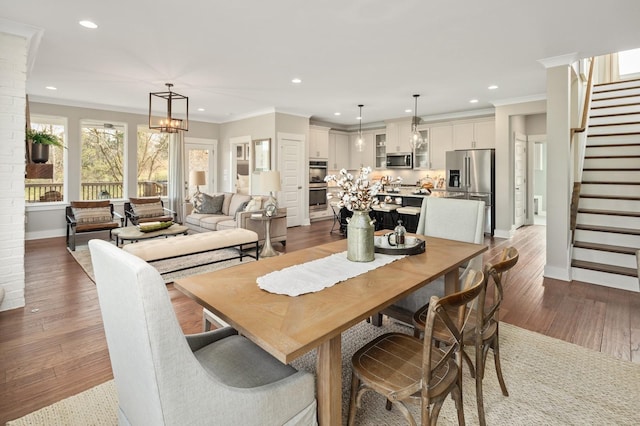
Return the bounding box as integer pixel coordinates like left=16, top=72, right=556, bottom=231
left=412, top=246, right=519, bottom=426
left=348, top=269, right=486, bottom=426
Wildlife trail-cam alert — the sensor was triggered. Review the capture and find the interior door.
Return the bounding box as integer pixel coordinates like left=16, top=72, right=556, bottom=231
left=514, top=133, right=527, bottom=228
left=278, top=133, right=304, bottom=227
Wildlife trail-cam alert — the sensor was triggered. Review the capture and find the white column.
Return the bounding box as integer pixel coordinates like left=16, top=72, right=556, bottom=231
left=0, top=30, right=28, bottom=311
left=544, top=64, right=573, bottom=281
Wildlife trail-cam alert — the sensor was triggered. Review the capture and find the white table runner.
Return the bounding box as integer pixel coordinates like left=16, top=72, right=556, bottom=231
left=257, top=251, right=406, bottom=296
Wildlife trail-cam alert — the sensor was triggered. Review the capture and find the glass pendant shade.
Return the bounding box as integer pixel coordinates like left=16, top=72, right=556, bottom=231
left=409, top=94, right=423, bottom=149
left=355, top=104, right=365, bottom=152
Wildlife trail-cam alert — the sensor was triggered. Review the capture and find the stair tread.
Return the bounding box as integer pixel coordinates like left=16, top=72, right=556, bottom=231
left=586, top=143, right=640, bottom=148
left=589, top=121, right=640, bottom=127
left=590, top=111, right=640, bottom=118
left=577, top=208, right=640, bottom=218
left=575, top=224, right=640, bottom=235
left=571, top=260, right=637, bottom=277
left=583, top=168, right=640, bottom=171
left=594, top=77, right=640, bottom=88
left=586, top=132, right=640, bottom=137
left=573, top=241, right=638, bottom=255
left=584, top=155, right=640, bottom=159
left=581, top=181, right=640, bottom=185
left=580, top=194, right=640, bottom=201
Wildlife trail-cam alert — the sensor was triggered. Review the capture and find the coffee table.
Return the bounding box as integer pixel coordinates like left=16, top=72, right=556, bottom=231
left=112, top=224, right=189, bottom=246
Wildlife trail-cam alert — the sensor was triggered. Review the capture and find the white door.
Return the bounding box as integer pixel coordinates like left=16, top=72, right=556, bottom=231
left=184, top=139, right=217, bottom=199
left=514, top=133, right=527, bottom=228
left=278, top=133, right=305, bottom=227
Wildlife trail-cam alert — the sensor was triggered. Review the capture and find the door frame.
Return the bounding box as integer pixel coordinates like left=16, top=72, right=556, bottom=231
left=528, top=134, right=547, bottom=225
left=514, top=132, right=527, bottom=228
left=184, top=137, right=218, bottom=198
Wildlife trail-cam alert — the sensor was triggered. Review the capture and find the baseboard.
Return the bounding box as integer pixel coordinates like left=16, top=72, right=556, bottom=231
left=493, top=228, right=513, bottom=239
left=543, top=264, right=571, bottom=282
left=26, top=228, right=66, bottom=240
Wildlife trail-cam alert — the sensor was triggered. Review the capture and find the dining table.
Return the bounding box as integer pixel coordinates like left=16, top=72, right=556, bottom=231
left=174, top=234, right=487, bottom=425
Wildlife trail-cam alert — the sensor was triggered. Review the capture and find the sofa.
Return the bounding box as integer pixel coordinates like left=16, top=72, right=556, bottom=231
left=184, top=192, right=287, bottom=246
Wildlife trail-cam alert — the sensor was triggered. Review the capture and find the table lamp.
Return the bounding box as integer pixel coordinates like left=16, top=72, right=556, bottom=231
left=189, top=170, right=206, bottom=200
left=261, top=170, right=281, bottom=215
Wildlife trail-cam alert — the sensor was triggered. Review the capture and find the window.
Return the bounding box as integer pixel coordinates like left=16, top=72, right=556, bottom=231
left=137, top=127, right=169, bottom=197
left=618, top=48, right=640, bottom=78
left=26, top=115, right=66, bottom=203
left=80, top=121, right=125, bottom=200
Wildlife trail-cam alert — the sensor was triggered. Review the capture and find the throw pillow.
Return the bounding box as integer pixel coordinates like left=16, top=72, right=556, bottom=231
left=131, top=201, right=164, bottom=218
left=72, top=207, right=112, bottom=224
left=234, top=200, right=249, bottom=219
left=244, top=196, right=263, bottom=212
left=194, top=193, right=224, bottom=214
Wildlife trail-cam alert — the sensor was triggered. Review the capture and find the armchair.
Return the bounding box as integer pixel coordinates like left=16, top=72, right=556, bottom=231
left=88, top=239, right=317, bottom=426
left=124, top=197, right=176, bottom=226
left=65, top=200, right=123, bottom=251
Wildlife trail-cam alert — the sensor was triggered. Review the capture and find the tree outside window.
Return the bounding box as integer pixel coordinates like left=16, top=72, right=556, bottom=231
left=137, top=128, right=169, bottom=197
left=80, top=121, right=125, bottom=200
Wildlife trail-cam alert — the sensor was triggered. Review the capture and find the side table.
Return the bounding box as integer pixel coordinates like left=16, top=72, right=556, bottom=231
left=250, top=214, right=283, bottom=257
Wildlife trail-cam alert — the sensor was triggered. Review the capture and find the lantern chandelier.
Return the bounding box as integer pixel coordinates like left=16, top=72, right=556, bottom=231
left=149, top=83, right=189, bottom=133
left=409, top=94, right=424, bottom=149
left=354, top=104, right=365, bottom=152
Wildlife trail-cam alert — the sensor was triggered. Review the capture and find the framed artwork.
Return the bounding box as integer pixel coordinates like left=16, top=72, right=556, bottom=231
left=236, top=144, right=245, bottom=160
left=252, top=138, right=271, bottom=172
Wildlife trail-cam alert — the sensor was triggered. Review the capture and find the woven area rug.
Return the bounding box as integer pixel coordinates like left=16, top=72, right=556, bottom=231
left=8, top=320, right=640, bottom=425
left=68, top=243, right=256, bottom=284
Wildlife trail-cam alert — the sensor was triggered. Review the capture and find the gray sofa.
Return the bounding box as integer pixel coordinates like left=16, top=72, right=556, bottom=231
left=184, top=192, right=287, bottom=246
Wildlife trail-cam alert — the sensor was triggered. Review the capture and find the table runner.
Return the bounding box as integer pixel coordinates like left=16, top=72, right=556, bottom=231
left=257, top=251, right=405, bottom=296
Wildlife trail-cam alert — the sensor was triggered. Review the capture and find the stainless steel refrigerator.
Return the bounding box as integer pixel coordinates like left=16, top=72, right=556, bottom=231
left=445, top=149, right=495, bottom=235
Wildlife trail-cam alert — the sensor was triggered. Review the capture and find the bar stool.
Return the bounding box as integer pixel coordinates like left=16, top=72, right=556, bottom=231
left=371, top=203, right=400, bottom=230
left=396, top=206, right=421, bottom=233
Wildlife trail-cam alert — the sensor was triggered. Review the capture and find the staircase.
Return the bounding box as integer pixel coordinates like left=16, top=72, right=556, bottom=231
left=571, top=78, right=640, bottom=292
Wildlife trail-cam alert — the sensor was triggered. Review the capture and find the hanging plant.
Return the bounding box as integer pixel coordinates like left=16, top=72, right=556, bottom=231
left=27, top=129, right=65, bottom=164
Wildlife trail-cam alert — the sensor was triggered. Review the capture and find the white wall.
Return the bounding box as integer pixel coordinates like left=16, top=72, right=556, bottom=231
left=0, top=31, right=27, bottom=311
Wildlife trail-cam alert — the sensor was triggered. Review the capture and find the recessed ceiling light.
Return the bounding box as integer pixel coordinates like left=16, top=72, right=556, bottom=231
left=334, top=112, right=341, bottom=116
left=79, top=20, right=98, bottom=29
left=197, top=108, right=205, bottom=112
left=291, top=78, right=302, bottom=84
left=45, top=86, right=57, bottom=90
left=488, top=85, right=498, bottom=90
left=405, top=109, right=412, bottom=113
left=469, top=99, right=479, bottom=103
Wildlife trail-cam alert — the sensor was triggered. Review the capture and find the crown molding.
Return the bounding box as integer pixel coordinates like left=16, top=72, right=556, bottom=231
left=537, top=52, right=580, bottom=69
left=491, top=94, right=546, bottom=107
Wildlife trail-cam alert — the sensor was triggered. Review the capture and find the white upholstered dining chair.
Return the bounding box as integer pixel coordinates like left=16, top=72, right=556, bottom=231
left=89, top=239, right=317, bottom=426
left=379, top=197, right=485, bottom=325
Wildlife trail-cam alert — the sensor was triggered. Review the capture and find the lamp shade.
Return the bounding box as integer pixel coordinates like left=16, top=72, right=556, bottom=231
left=189, top=170, right=206, bottom=186
left=261, top=170, right=281, bottom=193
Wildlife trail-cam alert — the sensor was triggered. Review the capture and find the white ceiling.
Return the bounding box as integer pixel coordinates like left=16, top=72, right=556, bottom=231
left=3, top=0, right=640, bottom=127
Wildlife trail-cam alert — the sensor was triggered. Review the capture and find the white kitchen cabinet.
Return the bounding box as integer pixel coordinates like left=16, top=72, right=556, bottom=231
left=452, top=119, right=495, bottom=150
left=374, top=132, right=386, bottom=169
left=309, top=125, right=330, bottom=159
left=385, top=120, right=413, bottom=153
left=412, top=129, right=430, bottom=170
left=349, top=132, right=375, bottom=170
left=328, top=131, right=349, bottom=170
left=428, top=125, right=453, bottom=170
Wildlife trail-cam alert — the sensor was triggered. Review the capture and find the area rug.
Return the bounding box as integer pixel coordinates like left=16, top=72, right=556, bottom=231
left=68, top=244, right=256, bottom=284
left=8, top=321, right=640, bottom=425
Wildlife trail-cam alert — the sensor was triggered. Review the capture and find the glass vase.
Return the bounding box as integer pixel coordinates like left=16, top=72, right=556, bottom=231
left=346, top=209, right=375, bottom=262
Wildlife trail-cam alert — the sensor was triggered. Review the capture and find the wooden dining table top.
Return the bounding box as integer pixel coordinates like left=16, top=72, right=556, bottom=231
left=174, top=235, right=487, bottom=364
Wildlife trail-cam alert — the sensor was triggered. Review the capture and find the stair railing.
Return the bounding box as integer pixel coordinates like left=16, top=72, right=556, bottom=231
left=569, top=57, right=595, bottom=242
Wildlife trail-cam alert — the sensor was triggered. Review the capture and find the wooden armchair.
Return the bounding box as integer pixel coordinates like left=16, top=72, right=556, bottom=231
left=124, top=197, right=176, bottom=226
left=66, top=200, right=123, bottom=251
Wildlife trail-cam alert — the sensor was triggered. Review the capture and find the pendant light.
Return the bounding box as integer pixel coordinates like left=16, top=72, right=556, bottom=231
left=355, top=104, right=365, bottom=152
left=409, top=94, right=423, bottom=149
left=149, top=83, right=189, bottom=133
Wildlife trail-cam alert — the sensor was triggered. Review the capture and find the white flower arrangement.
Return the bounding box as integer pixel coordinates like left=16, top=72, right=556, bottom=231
left=325, top=167, right=401, bottom=211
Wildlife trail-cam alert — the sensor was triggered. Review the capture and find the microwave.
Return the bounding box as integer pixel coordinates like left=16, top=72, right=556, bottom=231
left=386, top=153, right=413, bottom=169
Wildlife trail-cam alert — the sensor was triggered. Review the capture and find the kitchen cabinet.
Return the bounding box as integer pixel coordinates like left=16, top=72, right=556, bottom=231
left=328, top=131, right=349, bottom=170
left=309, top=125, right=329, bottom=159
left=452, top=119, right=495, bottom=150
left=385, top=120, right=413, bottom=153
left=412, top=129, right=430, bottom=170
left=428, top=125, right=453, bottom=170
left=349, top=132, right=374, bottom=170
left=374, top=132, right=386, bottom=169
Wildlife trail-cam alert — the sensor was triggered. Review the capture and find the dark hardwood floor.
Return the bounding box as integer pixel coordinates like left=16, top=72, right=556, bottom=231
left=1, top=220, right=639, bottom=423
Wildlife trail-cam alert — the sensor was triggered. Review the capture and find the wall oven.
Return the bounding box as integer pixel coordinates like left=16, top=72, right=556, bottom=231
left=309, top=160, right=328, bottom=211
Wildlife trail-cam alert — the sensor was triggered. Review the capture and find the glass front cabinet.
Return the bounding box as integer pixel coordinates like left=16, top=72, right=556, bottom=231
left=413, top=129, right=430, bottom=170
left=375, top=132, right=386, bottom=169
